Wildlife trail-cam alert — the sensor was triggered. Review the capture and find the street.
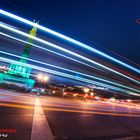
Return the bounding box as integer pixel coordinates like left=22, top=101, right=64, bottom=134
left=1, top=2, right=140, bottom=140
left=0, top=89, right=140, bottom=140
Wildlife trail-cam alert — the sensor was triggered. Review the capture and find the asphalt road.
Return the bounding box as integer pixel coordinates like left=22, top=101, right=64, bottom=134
left=0, top=89, right=140, bottom=140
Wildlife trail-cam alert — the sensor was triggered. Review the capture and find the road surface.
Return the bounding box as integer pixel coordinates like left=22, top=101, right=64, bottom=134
left=0, top=88, right=140, bottom=140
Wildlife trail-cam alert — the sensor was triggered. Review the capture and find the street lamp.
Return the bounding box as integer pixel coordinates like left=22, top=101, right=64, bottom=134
left=37, top=73, right=43, bottom=81
left=43, top=76, right=49, bottom=82
left=37, top=73, right=49, bottom=82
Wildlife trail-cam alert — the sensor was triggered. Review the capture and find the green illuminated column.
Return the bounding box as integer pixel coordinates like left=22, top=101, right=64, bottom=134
left=8, top=21, right=39, bottom=78
left=20, top=23, right=38, bottom=63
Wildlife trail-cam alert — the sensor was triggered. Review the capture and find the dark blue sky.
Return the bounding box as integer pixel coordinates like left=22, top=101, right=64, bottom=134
left=1, top=0, right=140, bottom=65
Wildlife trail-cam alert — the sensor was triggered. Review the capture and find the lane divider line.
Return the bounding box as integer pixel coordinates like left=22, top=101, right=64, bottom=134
left=31, top=98, right=54, bottom=140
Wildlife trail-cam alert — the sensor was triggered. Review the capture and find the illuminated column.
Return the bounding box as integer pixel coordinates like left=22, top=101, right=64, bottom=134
left=8, top=21, right=39, bottom=78
left=20, top=22, right=38, bottom=63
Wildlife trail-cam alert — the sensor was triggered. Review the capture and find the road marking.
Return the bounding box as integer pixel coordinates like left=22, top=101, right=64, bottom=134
left=31, top=98, right=54, bottom=140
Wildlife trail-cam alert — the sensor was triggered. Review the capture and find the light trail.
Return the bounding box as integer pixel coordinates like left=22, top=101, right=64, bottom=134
left=0, top=91, right=140, bottom=117
left=0, top=9, right=139, bottom=74
left=0, top=32, right=105, bottom=73
left=0, top=97, right=140, bottom=115
left=1, top=32, right=139, bottom=83
left=0, top=50, right=140, bottom=93
left=0, top=102, right=140, bottom=117
left=0, top=57, right=140, bottom=96
left=0, top=23, right=140, bottom=85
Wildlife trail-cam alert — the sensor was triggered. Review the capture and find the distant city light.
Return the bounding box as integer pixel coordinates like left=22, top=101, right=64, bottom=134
left=95, top=96, right=100, bottom=100
left=84, top=94, right=88, bottom=98
left=127, top=99, right=131, bottom=103
left=41, top=89, right=45, bottom=92
left=63, top=92, right=67, bottom=95
left=90, top=92, right=94, bottom=96
left=73, top=94, right=77, bottom=97
left=110, top=98, right=116, bottom=102
left=52, top=91, right=56, bottom=94
left=84, top=88, right=89, bottom=93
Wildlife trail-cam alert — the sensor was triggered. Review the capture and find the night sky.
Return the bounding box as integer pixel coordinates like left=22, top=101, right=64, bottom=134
left=1, top=0, right=140, bottom=65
